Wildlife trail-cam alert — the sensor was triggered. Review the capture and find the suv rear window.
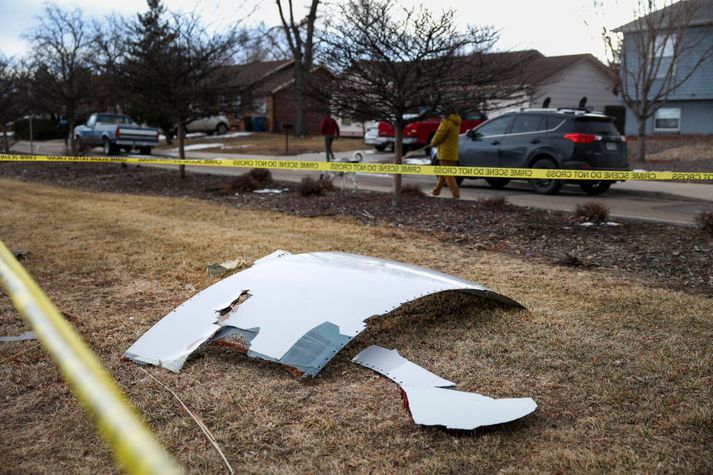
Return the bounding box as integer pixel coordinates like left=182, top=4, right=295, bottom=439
left=575, top=118, right=620, bottom=135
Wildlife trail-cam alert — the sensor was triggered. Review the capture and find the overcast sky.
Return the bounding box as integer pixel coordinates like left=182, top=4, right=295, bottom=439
left=0, top=0, right=643, bottom=60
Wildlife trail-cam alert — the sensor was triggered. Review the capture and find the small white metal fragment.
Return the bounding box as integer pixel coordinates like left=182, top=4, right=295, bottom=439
left=401, top=385, right=537, bottom=430
left=352, top=345, right=455, bottom=387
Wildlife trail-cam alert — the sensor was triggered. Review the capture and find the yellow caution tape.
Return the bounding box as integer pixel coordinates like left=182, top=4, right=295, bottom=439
left=2, top=153, right=713, bottom=181
left=0, top=240, right=182, bottom=475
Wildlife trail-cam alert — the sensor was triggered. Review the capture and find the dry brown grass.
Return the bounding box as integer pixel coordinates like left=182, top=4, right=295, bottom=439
left=1, top=178, right=711, bottom=473
left=159, top=133, right=366, bottom=156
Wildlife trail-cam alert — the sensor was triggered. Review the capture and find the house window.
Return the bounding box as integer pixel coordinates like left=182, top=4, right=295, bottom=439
left=255, top=97, right=267, bottom=114
left=654, top=108, right=680, bottom=131
left=654, top=35, right=675, bottom=79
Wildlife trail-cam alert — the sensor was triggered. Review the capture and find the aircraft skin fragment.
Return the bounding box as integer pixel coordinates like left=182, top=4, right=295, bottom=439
left=124, top=251, right=522, bottom=377
left=352, top=345, right=455, bottom=387
left=352, top=344, right=537, bottom=430
left=401, top=385, right=537, bottom=430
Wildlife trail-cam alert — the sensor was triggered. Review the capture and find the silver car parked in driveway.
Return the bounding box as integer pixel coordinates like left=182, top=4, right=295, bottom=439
left=185, top=113, right=230, bottom=135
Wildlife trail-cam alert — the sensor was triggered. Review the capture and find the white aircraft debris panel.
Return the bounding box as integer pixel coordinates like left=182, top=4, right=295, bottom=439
left=401, top=386, right=537, bottom=430
left=124, top=251, right=522, bottom=377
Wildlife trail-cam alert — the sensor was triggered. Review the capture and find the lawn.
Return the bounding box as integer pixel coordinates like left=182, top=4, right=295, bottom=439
left=0, top=178, right=711, bottom=473
left=157, top=132, right=367, bottom=156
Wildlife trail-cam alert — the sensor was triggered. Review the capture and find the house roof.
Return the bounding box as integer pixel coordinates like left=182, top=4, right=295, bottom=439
left=231, top=59, right=293, bottom=86
left=253, top=65, right=296, bottom=95
left=615, top=0, right=713, bottom=32
left=524, top=53, right=613, bottom=84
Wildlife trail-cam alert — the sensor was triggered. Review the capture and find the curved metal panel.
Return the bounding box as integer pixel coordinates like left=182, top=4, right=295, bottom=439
left=124, top=251, right=522, bottom=376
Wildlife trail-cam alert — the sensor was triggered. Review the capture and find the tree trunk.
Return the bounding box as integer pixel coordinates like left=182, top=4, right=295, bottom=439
left=294, top=65, right=307, bottom=136
left=1, top=124, right=8, bottom=154
left=68, top=119, right=76, bottom=155
left=392, top=126, right=403, bottom=208
left=178, top=119, right=186, bottom=179
left=637, top=120, right=647, bottom=163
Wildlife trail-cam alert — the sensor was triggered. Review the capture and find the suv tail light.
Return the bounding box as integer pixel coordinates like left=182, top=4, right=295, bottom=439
left=115, top=128, right=121, bottom=139
left=563, top=133, right=599, bottom=144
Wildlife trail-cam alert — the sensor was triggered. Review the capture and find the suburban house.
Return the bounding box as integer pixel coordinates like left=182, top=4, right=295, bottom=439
left=487, top=51, right=622, bottom=128
left=614, top=0, right=713, bottom=135
left=228, top=51, right=622, bottom=137
left=228, top=60, right=330, bottom=135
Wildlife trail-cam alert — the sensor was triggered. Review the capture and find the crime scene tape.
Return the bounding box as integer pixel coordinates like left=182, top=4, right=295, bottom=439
left=0, top=240, right=182, bottom=475
left=2, top=153, right=713, bottom=181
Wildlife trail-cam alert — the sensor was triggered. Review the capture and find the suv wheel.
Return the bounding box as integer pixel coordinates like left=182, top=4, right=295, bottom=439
left=216, top=123, right=228, bottom=135
left=530, top=157, right=562, bottom=194
left=580, top=180, right=612, bottom=195
left=485, top=178, right=510, bottom=189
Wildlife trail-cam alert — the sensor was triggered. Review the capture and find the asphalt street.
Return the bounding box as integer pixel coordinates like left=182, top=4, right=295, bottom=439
left=9, top=140, right=713, bottom=225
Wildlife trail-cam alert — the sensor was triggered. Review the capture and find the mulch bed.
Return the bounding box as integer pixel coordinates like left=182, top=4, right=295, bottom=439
left=2, top=161, right=712, bottom=296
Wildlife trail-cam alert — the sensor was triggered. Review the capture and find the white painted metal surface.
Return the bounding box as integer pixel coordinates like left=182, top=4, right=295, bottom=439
left=125, top=251, right=521, bottom=375
left=402, top=386, right=537, bottom=430
left=352, top=345, right=455, bottom=387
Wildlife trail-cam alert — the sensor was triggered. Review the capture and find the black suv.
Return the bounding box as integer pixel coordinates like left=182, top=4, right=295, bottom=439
left=439, top=108, right=629, bottom=195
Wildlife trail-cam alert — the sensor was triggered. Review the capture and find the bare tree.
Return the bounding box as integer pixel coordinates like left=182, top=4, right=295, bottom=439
left=0, top=56, right=29, bottom=153
left=321, top=0, right=524, bottom=207
left=234, top=22, right=290, bottom=63
left=603, top=0, right=713, bottom=161
left=275, top=0, right=320, bottom=136
left=24, top=5, right=93, bottom=154
left=125, top=0, right=240, bottom=177
left=91, top=15, right=130, bottom=116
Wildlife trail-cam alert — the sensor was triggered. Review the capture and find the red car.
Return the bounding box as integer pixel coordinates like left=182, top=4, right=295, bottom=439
left=364, top=112, right=488, bottom=151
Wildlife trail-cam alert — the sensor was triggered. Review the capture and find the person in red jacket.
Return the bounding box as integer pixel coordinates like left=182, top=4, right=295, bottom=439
left=320, top=114, right=340, bottom=162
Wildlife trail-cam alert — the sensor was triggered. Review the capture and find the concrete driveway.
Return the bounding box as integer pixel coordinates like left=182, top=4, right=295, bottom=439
left=9, top=140, right=713, bottom=225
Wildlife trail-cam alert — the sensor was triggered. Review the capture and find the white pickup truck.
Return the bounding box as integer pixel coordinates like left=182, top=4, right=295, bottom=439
left=74, top=113, right=160, bottom=155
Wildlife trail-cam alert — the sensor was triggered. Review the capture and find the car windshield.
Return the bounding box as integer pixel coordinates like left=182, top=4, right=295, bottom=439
left=96, top=114, right=134, bottom=125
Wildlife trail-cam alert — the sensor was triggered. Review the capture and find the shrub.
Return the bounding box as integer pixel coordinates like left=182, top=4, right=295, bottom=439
left=247, top=168, right=272, bottom=186
left=318, top=176, right=336, bottom=191
left=478, top=195, right=508, bottom=209
left=694, top=210, right=713, bottom=236
left=573, top=201, right=609, bottom=223
left=298, top=176, right=325, bottom=196
left=401, top=183, right=425, bottom=197
left=557, top=252, right=585, bottom=267
left=224, top=174, right=259, bottom=194
left=12, top=118, right=65, bottom=141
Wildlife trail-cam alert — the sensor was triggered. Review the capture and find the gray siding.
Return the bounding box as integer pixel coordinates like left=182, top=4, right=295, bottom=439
left=622, top=25, right=713, bottom=101
left=669, top=26, right=713, bottom=100
left=530, top=59, right=619, bottom=112
left=624, top=100, right=713, bottom=134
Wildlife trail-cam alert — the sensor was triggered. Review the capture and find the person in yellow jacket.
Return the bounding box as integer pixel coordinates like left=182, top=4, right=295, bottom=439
left=430, top=111, right=462, bottom=198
